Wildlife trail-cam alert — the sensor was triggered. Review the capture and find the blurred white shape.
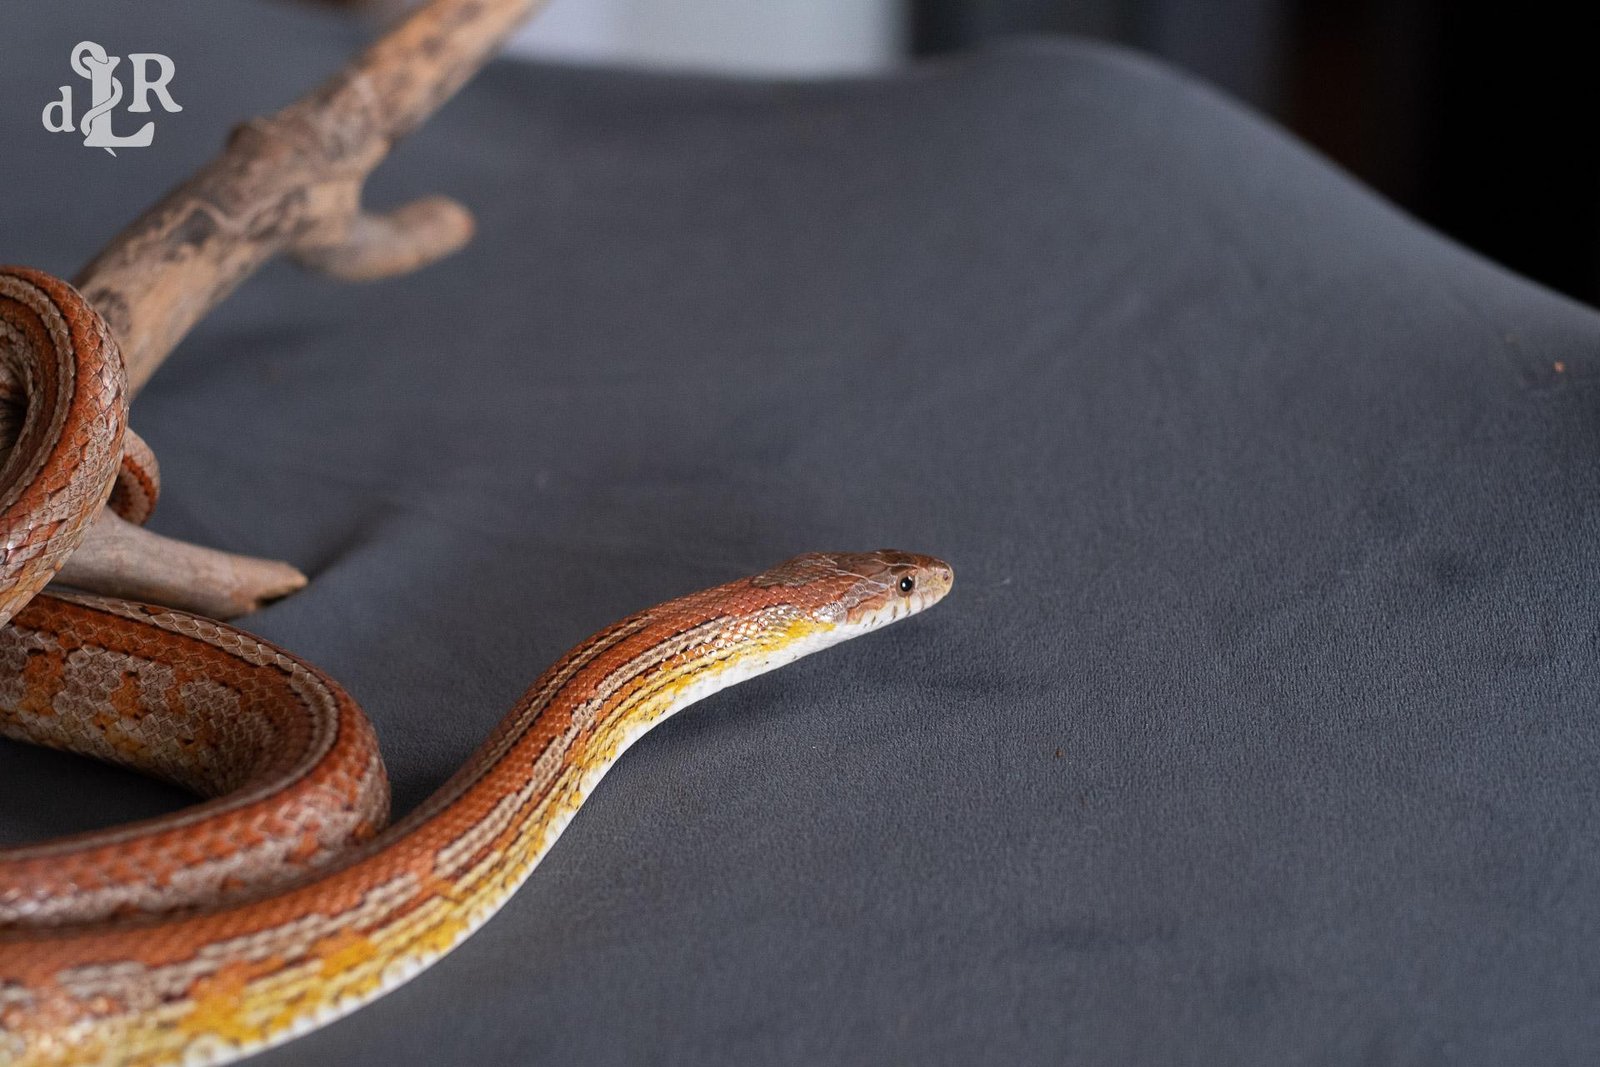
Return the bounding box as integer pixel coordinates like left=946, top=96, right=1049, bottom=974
left=508, top=0, right=906, bottom=75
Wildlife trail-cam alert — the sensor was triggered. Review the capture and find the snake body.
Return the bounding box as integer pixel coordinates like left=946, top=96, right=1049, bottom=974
left=0, top=267, right=953, bottom=1065
left=0, top=269, right=125, bottom=622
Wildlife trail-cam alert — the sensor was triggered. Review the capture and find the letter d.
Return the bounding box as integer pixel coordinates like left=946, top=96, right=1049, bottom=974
left=41, top=86, right=73, bottom=133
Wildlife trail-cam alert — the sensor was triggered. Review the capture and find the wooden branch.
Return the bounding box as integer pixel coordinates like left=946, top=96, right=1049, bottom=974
left=5, top=0, right=549, bottom=616
left=57, top=512, right=308, bottom=619
left=76, top=0, right=549, bottom=395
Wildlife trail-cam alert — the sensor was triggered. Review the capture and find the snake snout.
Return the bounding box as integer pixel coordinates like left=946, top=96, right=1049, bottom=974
left=884, top=551, right=953, bottom=612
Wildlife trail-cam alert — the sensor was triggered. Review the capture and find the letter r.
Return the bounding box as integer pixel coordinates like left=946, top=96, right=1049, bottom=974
left=128, top=53, right=181, bottom=113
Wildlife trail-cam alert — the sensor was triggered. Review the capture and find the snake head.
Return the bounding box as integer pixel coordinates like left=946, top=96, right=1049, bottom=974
left=752, top=549, right=953, bottom=630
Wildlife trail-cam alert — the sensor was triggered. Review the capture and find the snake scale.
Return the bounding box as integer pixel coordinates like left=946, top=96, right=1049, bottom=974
left=0, top=266, right=952, bottom=1065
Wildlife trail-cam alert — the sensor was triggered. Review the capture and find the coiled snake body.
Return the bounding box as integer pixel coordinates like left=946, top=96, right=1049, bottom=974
left=0, top=268, right=952, bottom=1065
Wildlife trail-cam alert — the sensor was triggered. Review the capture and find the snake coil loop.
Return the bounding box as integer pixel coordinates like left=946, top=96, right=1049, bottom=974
left=0, top=267, right=128, bottom=627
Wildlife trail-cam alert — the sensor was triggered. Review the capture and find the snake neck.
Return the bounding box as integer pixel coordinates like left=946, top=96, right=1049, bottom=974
left=402, top=589, right=853, bottom=832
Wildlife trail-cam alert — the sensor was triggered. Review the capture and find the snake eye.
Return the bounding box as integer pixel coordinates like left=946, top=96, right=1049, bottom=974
left=898, top=575, right=915, bottom=594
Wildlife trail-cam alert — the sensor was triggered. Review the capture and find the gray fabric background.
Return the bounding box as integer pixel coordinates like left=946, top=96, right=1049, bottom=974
left=6, top=4, right=1600, bottom=1063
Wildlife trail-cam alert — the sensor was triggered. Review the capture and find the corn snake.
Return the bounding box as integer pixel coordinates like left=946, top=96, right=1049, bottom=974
left=0, top=266, right=953, bottom=1065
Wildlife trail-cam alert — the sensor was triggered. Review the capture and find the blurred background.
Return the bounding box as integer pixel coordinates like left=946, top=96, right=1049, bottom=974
left=492, top=0, right=1595, bottom=307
